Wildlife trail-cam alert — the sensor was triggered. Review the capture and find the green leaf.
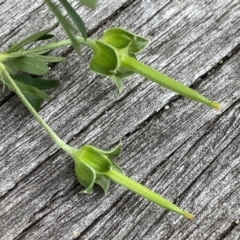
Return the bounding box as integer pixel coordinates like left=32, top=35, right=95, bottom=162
left=14, top=80, right=51, bottom=100
left=80, top=0, right=97, bottom=8
left=4, top=56, right=49, bottom=75
left=12, top=75, right=59, bottom=90
left=0, top=62, right=48, bottom=112
left=78, top=145, right=112, bottom=173
left=24, top=94, right=44, bottom=112
left=7, top=24, right=58, bottom=53
left=37, top=34, right=55, bottom=41
left=59, top=0, right=87, bottom=39
left=75, top=161, right=95, bottom=194
left=95, top=175, right=110, bottom=195
left=33, top=55, right=66, bottom=63
left=90, top=41, right=119, bottom=76
left=44, top=0, right=82, bottom=55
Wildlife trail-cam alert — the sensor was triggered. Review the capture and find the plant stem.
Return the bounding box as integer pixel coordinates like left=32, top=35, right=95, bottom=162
left=0, top=62, right=75, bottom=155
left=120, top=55, right=221, bottom=110
left=105, top=169, right=195, bottom=219
left=6, top=38, right=96, bottom=58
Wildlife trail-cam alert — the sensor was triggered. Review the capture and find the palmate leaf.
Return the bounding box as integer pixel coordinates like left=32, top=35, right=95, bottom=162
left=7, top=24, right=58, bottom=53
left=0, top=63, right=56, bottom=112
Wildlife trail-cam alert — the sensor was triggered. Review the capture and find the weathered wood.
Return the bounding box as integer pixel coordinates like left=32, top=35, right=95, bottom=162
left=0, top=0, right=240, bottom=239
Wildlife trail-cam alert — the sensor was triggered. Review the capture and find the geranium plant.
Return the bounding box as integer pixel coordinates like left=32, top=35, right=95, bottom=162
left=0, top=0, right=221, bottom=220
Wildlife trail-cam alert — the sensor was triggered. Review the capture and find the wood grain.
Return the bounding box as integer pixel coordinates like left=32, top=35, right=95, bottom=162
left=0, top=0, right=240, bottom=239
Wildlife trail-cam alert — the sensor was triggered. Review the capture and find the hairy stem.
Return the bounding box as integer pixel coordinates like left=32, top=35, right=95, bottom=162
left=0, top=62, right=75, bottom=155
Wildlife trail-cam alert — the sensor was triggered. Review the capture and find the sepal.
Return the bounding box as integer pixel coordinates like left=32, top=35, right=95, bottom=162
left=90, top=41, right=119, bottom=76
left=95, top=175, right=110, bottom=195
left=90, top=28, right=150, bottom=92
left=78, top=145, right=112, bottom=173
left=72, top=143, right=123, bottom=195
left=100, top=141, right=122, bottom=159
left=102, top=28, right=149, bottom=53
left=75, top=160, right=95, bottom=194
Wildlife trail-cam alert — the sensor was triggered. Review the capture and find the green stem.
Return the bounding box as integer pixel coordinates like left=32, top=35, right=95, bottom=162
left=105, top=169, right=195, bottom=219
left=4, top=38, right=96, bottom=59
left=121, top=55, right=221, bottom=110
left=0, top=62, right=75, bottom=155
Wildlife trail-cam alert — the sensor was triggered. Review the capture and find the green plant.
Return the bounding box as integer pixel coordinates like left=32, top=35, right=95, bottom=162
left=0, top=1, right=221, bottom=220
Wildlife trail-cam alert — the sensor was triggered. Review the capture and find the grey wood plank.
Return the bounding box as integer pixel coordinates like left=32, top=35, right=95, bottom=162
left=76, top=50, right=240, bottom=240
left=0, top=0, right=240, bottom=239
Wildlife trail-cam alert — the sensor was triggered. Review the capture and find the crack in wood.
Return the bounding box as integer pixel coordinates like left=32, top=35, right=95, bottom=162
left=13, top=208, right=55, bottom=240
left=74, top=191, right=132, bottom=239
left=122, top=43, right=240, bottom=140
left=0, top=148, right=58, bottom=200
left=217, top=220, right=240, bottom=240
left=192, top=43, right=240, bottom=89
left=0, top=92, right=14, bottom=107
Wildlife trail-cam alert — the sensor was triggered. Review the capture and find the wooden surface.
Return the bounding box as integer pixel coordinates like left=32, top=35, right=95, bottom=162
left=0, top=0, right=240, bottom=239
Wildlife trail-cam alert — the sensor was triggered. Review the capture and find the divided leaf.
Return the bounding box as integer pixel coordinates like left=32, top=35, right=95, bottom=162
left=44, top=0, right=80, bottom=54
left=44, top=0, right=87, bottom=55
left=33, top=55, right=66, bottom=63
left=24, top=95, right=44, bottom=112
left=37, top=34, right=55, bottom=41
left=7, top=24, right=58, bottom=53
left=10, top=79, right=52, bottom=111
left=14, top=80, right=51, bottom=100
left=11, top=76, right=59, bottom=111
left=4, top=56, right=49, bottom=75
